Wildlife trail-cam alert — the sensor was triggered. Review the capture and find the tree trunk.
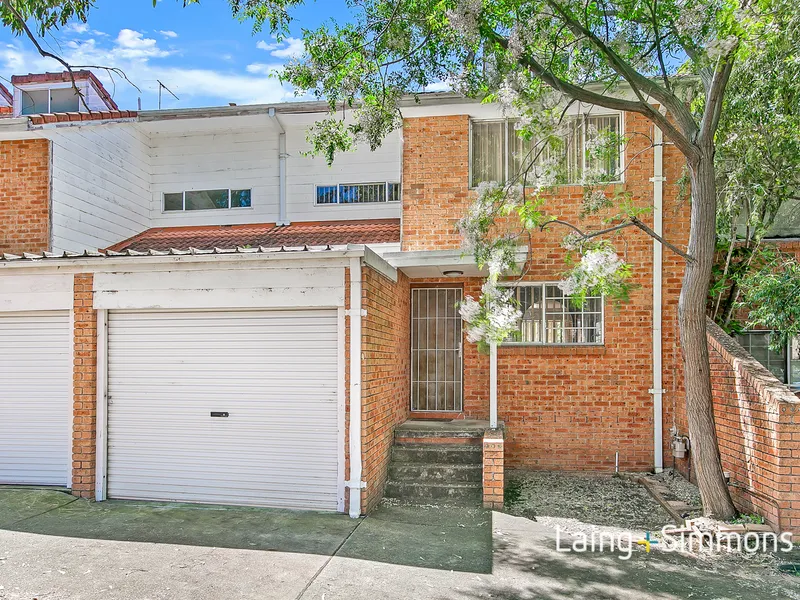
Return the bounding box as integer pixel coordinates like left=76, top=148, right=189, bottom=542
left=679, top=153, right=738, bottom=520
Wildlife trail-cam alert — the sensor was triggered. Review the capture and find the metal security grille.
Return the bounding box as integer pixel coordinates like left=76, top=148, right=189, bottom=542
left=411, top=288, right=463, bottom=412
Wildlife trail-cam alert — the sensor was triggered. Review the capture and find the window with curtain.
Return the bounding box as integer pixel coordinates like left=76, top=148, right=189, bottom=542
left=507, top=283, right=603, bottom=345
left=470, top=115, right=621, bottom=187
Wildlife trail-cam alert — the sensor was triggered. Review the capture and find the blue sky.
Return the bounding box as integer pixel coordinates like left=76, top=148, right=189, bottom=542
left=0, top=0, right=352, bottom=110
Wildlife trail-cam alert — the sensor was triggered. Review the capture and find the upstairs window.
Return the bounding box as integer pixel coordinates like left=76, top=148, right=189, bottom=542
left=315, top=182, right=401, bottom=205
left=20, top=87, right=80, bottom=115
left=505, top=283, right=604, bottom=345
left=736, top=331, right=800, bottom=389
left=163, top=189, right=252, bottom=212
left=470, top=115, right=621, bottom=187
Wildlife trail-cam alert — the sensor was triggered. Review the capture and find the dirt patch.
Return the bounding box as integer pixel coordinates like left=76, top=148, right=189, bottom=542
left=504, top=470, right=673, bottom=531
left=652, top=468, right=703, bottom=508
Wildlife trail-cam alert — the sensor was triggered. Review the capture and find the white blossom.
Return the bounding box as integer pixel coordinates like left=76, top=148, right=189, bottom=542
left=558, top=247, right=626, bottom=296
left=446, top=0, right=482, bottom=44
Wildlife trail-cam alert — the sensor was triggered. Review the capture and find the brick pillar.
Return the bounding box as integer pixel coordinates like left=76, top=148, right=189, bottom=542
left=72, top=273, right=97, bottom=498
left=482, top=430, right=504, bottom=509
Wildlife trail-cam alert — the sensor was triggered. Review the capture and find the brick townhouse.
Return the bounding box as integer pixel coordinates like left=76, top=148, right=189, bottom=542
left=0, top=71, right=798, bottom=524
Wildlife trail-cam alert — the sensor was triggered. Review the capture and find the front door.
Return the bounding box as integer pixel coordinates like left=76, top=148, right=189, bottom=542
left=411, top=288, right=463, bottom=412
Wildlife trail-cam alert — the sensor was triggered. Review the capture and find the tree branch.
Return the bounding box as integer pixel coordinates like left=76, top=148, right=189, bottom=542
left=545, top=0, right=698, bottom=140
left=542, top=216, right=695, bottom=262
left=489, top=30, right=700, bottom=162
left=698, top=45, right=738, bottom=144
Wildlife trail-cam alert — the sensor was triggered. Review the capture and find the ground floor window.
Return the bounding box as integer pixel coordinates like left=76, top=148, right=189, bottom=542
left=736, top=331, right=800, bottom=389
left=507, top=284, right=603, bottom=345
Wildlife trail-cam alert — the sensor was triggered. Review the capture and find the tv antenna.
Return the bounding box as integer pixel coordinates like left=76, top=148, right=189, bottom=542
left=157, top=80, right=179, bottom=109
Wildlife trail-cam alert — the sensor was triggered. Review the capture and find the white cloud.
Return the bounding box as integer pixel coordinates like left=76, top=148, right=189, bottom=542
left=158, top=30, right=179, bottom=39
left=256, top=40, right=276, bottom=51
left=66, top=23, right=90, bottom=34
left=257, top=37, right=305, bottom=59
left=0, top=36, right=294, bottom=108
left=114, top=29, right=171, bottom=59
left=245, top=63, right=283, bottom=76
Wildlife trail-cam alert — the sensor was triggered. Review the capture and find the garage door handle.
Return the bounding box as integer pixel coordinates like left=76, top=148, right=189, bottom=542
left=210, top=411, right=229, bottom=418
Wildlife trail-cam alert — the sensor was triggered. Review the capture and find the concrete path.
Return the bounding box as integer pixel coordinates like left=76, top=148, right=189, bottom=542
left=0, top=489, right=798, bottom=599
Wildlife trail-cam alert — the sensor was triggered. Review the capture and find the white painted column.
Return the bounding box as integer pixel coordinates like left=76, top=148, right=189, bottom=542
left=348, top=257, right=364, bottom=517
left=490, top=342, right=498, bottom=429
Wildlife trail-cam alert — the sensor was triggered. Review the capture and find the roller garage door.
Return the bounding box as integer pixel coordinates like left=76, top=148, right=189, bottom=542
left=106, top=309, right=340, bottom=510
left=0, top=311, right=71, bottom=486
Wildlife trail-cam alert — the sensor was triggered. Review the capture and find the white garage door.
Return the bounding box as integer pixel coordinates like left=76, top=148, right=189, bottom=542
left=0, top=311, right=71, bottom=486
left=107, top=309, right=341, bottom=510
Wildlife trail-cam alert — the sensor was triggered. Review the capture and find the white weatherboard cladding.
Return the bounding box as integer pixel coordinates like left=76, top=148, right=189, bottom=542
left=106, top=309, right=341, bottom=509
left=146, top=115, right=400, bottom=228
left=48, top=124, right=152, bottom=253
left=93, top=266, right=346, bottom=310
left=0, top=311, right=71, bottom=486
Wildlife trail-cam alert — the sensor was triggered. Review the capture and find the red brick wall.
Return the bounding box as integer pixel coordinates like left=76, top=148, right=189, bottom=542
left=707, top=319, right=800, bottom=533
left=72, top=273, right=97, bottom=498
left=483, top=433, right=504, bottom=509
left=402, top=115, right=470, bottom=251
left=0, top=139, right=51, bottom=255
left=360, top=267, right=411, bottom=512
left=401, top=112, right=689, bottom=471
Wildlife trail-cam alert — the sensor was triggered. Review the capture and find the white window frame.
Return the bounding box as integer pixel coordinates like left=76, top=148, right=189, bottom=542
left=737, top=330, right=800, bottom=389
left=501, top=282, right=605, bottom=346
left=468, top=114, right=625, bottom=189
left=15, top=81, right=86, bottom=117
left=162, top=189, right=253, bottom=213
left=314, top=182, right=401, bottom=206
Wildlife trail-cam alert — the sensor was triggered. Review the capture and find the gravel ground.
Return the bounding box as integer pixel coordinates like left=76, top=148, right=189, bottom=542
left=504, top=470, right=673, bottom=531
left=653, top=468, right=703, bottom=508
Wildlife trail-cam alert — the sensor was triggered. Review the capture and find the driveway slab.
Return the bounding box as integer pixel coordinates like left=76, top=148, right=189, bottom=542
left=0, top=489, right=77, bottom=527
left=339, top=504, right=492, bottom=573
left=7, top=496, right=358, bottom=555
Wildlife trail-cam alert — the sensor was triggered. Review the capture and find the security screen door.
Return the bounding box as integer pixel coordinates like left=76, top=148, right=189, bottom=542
left=411, top=288, right=463, bottom=412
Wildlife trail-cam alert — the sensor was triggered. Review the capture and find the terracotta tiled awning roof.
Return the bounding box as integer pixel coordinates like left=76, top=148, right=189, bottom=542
left=108, top=219, right=401, bottom=252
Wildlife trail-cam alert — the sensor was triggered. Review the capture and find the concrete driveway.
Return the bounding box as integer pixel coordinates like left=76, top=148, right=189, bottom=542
left=0, top=489, right=798, bottom=599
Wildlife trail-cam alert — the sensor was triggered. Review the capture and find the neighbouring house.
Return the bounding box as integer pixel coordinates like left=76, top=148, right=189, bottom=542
left=1, top=71, right=799, bottom=530
left=0, top=83, right=12, bottom=116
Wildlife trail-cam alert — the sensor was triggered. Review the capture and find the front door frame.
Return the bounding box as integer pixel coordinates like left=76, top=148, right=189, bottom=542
left=409, top=285, right=464, bottom=414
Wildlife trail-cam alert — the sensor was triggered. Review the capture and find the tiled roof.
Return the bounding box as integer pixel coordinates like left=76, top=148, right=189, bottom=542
left=28, top=110, right=137, bottom=125
left=11, top=70, right=119, bottom=111
left=0, top=245, right=349, bottom=263
left=108, top=219, right=401, bottom=252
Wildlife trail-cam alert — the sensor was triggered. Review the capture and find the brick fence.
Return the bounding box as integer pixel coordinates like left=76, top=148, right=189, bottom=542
left=707, top=318, right=800, bottom=534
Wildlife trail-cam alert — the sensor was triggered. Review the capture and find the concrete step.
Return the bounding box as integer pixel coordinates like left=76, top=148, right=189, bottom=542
left=394, top=420, right=490, bottom=441
left=391, top=444, right=483, bottom=465
left=384, top=480, right=483, bottom=506
left=388, top=463, right=482, bottom=483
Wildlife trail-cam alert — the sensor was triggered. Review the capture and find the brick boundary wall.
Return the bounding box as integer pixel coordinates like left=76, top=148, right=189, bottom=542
left=706, top=318, right=800, bottom=534
left=360, top=267, right=411, bottom=513
left=72, top=273, right=97, bottom=498
left=483, top=430, right=505, bottom=509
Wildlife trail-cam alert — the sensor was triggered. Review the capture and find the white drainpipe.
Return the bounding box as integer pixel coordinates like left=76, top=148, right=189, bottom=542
left=490, top=342, right=498, bottom=429
left=348, top=257, right=364, bottom=517
left=650, top=120, right=665, bottom=474
left=267, top=107, right=290, bottom=226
